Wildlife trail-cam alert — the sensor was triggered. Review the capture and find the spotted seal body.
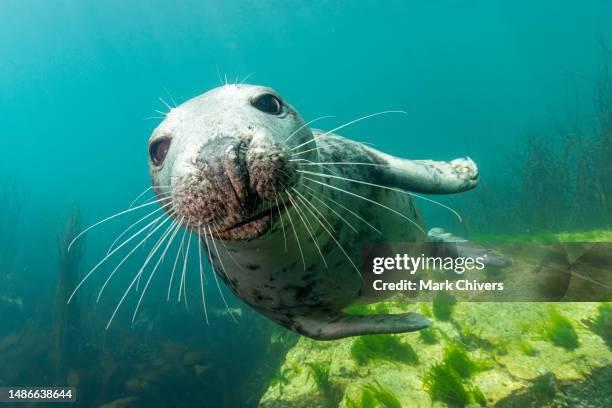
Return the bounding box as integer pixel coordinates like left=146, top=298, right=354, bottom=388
left=148, top=84, right=478, bottom=340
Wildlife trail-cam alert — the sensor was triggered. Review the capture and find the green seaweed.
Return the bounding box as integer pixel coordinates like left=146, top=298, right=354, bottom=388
left=420, top=303, right=432, bottom=317
left=590, top=303, right=612, bottom=348
left=350, top=334, right=419, bottom=366
left=423, top=362, right=471, bottom=407
left=307, top=362, right=340, bottom=405
left=363, top=381, right=402, bottom=408
left=432, top=293, right=456, bottom=321
left=457, top=325, right=495, bottom=351
left=529, top=372, right=557, bottom=405
left=542, top=308, right=579, bottom=350
left=267, top=366, right=299, bottom=393
left=423, top=343, right=490, bottom=407
left=443, top=343, right=491, bottom=379
left=419, top=327, right=439, bottom=344
left=307, top=362, right=330, bottom=392
left=518, top=340, right=538, bottom=356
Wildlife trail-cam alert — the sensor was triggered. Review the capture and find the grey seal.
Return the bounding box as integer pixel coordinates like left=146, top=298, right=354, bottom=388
left=147, top=84, right=479, bottom=340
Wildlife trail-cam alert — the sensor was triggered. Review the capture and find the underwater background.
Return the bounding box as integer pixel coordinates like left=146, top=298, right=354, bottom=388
left=0, top=1, right=611, bottom=407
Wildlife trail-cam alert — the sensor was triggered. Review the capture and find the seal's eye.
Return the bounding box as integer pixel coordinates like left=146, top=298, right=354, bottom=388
left=149, top=138, right=171, bottom=166
left=251, top=94, right=283, bottom=115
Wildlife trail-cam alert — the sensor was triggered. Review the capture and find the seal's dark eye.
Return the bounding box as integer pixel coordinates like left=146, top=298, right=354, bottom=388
left=251, top=94, right=283, bottom=115
left=149, top=138, right=171, bottom=166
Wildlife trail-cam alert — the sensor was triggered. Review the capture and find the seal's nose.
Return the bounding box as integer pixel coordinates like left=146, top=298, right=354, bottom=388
left=197, top=137, right=252, bottom=210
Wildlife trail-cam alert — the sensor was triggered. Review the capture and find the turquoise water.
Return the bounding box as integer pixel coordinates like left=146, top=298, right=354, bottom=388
left=1, top=1, right=611, bottom=407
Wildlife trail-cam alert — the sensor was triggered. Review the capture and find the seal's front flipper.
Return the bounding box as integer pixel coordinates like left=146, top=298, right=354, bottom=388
left=292, top=312, right=431, bottom=341
left=363, top=144, right=479, bottom=194
left=428, top=228, right=512, bottom=268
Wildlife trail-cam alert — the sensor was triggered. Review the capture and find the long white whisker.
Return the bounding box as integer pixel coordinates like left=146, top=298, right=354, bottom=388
left=291, top=160, right=390, bottom=167
left=69, top=211, right=172, bottom=304
left=134, top=215, right=177, bottom=292
left=104, top=215, right=176, bottom=329
left=298, top=187, right=357, bottom=233
left=240, top=71, right=254, bottom=84
left=167, top=222, right=188, bottom=301
left=132, top=219, right=183, bottom=323
left=68, top=197, right=172, bottom=252
left=292, top=188, right=359, bottom=275
left=281, top=198, right=305, bottom=270
left=205, top=225, right=238, bottom=324
left=216, top=64, right=223, bottom=86
left=285, top=115, right=335, bottom=144
left=107, top=201, right=173, bottom=255
left=96, top=211, right=176, bottom=302
left=285, top=189, right=328, bottom=268
left=298, top=169, right=462, bottom=222
left=291, top=110, right=407, bottom=152
left=303, top=176, right=425, bottom=234
left=274, top=193, right=288, bottom=252
left=301, top=183, right=380, bottom=234
left=163, top=86, right=178, bottom=108
left=159, top=96, right=172, bottom=111
left=178, top=230, right=193, bottom=309
left=197, top=225, right=209, bottom=325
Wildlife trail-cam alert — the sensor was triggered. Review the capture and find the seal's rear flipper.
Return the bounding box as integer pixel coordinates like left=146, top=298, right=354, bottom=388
left=291, top=312, right=431, bottom=340
left=428, top=228, right=512, bottom=268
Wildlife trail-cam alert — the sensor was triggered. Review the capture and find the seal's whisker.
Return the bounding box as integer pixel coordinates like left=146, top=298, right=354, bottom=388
left=178, top=229, right=193, bottom=308
left=132, top=218, right=183, bottom=323
left=107, top=201, right=173, bottom=255
left=197, top=225, right=210, bottom=325
left=284, top=115, right=335, bottom=144
left=163, top=86, right=178, bottom=108
left=135, top=213, right=178, bottom=291
left=273, top=192, right=288, bottom=252
left=128, top=186, right=172, bottom=209
left=289, top=186, right=336, bottom=232
left=281, top=197, right=306, bottom=271
left=292, top=188, right=359, bottom=275
left=298, top=169, right=463, bottom=222
left=104, top=215, right=176, bottom=329
left=298, top=187, right=357, bottom=234
left=291, top=158, right=340, bottom=176
left=205, top=225, right=238, bottom=324
left=68, top=197, right=172, bottom=252
left=285, top=189, right=328, bottom=269
left=154, top=109, right=168, bottom=117
left=290, top=110, right=407, bottom=152
left=216, top=64, right=224, bottom=86
left=291, top=145, right=335, bottom=158
left=97, top=210, right=176, bottom=302
left=158, top=96, right=173, bottom=112
left=167, top=221, right=188, bottom=302
left=139, top=191, right=173, bottom=206
left=301, top=183, right=381, bottom=234
left=69, top=211, right=171, bottom=304
left=291, top=160, right=390, bottom=167
left=303, top=176, right=426, bottom=234
left=240, top=71, right=254, bottom=84
left=209, top=224, right=238, bottom=280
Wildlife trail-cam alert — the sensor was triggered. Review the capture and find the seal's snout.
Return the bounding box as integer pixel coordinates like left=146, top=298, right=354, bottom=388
left=175, top=134, right=297, bottom=240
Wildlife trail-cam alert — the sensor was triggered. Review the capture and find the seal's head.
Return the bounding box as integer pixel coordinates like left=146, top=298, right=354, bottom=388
left=148, top=84, right=314, bottom=240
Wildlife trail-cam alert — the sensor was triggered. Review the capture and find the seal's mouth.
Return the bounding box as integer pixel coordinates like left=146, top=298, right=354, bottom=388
left=217, top=200, right=292, bottom=240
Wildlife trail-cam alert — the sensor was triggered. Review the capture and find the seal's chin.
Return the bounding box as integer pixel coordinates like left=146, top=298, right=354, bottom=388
left=216, top=201, right=291, bottom=241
